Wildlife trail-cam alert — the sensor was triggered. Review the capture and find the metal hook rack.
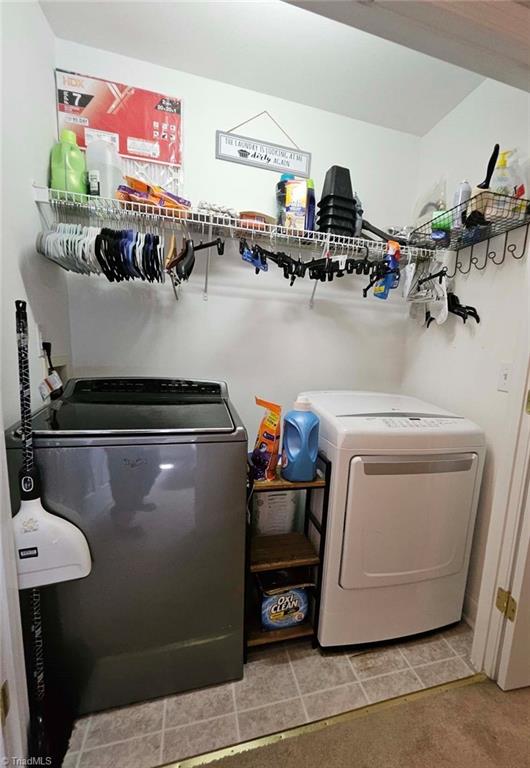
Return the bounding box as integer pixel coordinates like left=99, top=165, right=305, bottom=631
left=447, top=224, right=529, bottom=278
left=410, top=191, right=530, bottom=279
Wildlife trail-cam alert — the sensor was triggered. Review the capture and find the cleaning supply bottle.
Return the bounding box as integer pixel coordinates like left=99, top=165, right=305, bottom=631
left=452, top=180, right=471, bottom=229
left=507, top=150, right=527, bottom=212
left=488, top=149, right=528, bottom=216
left=373, top=241, right=401, bottom=300
left=305, top=179, right=316, bottom=231
left=281, top=397, right=319, bottom=482
left=50, top=129, right=87, bottom=194
left=506, top=150, right=526, bottom=200
left=491, top=150, right=514, bottom=196
left=86, top=139, right=124, bottom=198
left=276, top=173, right=295, bottom=226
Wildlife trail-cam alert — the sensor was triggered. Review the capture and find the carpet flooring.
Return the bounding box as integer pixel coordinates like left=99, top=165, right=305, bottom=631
left=206, top=680, right=530, bottom=768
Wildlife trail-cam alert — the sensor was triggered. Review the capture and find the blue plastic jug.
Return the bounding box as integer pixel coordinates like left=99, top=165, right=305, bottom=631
left=281, top=397, right=320, bottom=482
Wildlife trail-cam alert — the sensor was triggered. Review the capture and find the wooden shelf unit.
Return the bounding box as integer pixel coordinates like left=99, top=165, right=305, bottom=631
left=247, top=619, right=314, bottom=648
left=244, top=454, right=331, bottom=656
left=253, top=468, right=326, bottom=493
left=250, top=533, right=319, bottom=573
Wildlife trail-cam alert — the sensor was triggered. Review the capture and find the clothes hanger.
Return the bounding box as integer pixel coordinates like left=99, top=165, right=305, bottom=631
left=240, top=239, right=268, bottom=274
left=166, top=237, right=224, bottom=281
left=417, top=266, right=447, bottom=287
left=447, top=292, right=480, bottom=323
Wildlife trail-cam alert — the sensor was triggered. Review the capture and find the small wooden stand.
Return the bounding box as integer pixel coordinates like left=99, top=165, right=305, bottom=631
left=244, top=454, right=331, bottom=656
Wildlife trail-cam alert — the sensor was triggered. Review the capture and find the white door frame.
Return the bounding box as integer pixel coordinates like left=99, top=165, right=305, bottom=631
left=471, top=358, right=530, bottom=677
left=497, top=452, right=530, bottom=689
left=471, top=228, right=530, bottom=679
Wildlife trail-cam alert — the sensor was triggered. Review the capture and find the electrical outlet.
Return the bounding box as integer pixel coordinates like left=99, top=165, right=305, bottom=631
left=498, top=363, right=512, bottom=393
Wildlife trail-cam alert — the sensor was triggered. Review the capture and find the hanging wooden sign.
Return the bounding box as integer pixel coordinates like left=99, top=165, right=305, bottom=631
left=215, top=130, right=311, bottom=178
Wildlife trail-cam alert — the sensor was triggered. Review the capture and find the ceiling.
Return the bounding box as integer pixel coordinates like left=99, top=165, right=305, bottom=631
left=40, top=0, right=485, bottom=136
left=288, top=1, right=530, bottom=93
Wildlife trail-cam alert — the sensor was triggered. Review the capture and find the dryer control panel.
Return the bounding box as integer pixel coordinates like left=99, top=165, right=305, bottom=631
left=377, top=417, right=463, bottom=429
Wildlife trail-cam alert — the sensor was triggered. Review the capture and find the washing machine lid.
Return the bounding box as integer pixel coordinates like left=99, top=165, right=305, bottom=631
left=29, top=378, right=235, bottom=436
left=299, top=391, right=485, bottom=450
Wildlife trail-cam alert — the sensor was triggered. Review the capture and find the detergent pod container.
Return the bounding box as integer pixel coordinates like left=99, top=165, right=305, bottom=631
left=281, top=396, right=319, bottom=482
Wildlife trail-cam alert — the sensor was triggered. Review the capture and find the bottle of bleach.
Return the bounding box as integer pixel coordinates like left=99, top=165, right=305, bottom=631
left=281, top=397, right=319, bottom=482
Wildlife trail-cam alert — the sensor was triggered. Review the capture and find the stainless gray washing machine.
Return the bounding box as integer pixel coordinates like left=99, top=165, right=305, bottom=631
left=6, top=378, right=247, bottom=715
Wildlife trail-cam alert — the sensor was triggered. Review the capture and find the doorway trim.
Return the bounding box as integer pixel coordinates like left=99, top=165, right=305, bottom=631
left=471, top=230, right=530, bottom=679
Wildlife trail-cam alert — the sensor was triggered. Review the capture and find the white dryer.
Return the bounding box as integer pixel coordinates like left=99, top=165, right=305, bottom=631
left=301, top=391, right=485, bottom=647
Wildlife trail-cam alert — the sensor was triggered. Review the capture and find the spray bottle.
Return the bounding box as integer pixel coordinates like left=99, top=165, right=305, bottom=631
left=373, top=241, right=401, bottom=300
left=490, top=149, right=527, bottom=215
left=491, top=150, right=515, bottom=196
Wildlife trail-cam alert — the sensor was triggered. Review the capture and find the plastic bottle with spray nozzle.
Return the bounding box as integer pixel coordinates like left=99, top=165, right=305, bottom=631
left=491, top=150, right=515, bottom=196
left=490, top=149, right=527, bottom=215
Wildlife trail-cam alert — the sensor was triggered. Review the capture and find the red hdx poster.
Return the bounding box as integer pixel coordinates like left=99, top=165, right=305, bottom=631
left=56, top=69, right=182, bottom=166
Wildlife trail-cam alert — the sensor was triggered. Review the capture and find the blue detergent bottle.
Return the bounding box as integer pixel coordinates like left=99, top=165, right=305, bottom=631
left=281, top=397, right=320, bottom=482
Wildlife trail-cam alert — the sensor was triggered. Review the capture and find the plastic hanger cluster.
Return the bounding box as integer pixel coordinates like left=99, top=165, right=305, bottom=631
left=37, top=224, right=101, bottom=274
left=95, top=229, right=165, bottom=283
left=37, top=224, right=165, bottom=283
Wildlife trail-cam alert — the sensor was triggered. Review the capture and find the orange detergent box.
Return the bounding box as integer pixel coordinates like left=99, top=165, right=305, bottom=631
left=251, top=397, right=282, bottom=481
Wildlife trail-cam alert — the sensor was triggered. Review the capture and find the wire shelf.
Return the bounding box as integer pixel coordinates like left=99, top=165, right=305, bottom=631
left=409, top=192, right=530, bottom=253
left=33, top=185, right=435, bottom=263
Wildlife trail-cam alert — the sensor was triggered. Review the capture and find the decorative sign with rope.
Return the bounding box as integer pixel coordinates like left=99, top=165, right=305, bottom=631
left=215, top=111, right=311, bottom=177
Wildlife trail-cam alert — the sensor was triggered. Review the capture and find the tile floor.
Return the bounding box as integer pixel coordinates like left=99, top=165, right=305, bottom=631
left=63, top=622, right=474, bottom=768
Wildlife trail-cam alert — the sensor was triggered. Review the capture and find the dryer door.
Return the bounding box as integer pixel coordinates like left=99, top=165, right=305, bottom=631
left=339, top=453, right=479, bottom=589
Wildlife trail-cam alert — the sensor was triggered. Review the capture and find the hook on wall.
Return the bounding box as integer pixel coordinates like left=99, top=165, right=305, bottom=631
left=488, top=232, right=507, bottom=266
left=471, top=242, right=488, bottom=271
left=456, top=246, right=473, bottom=275
left=506, top=223, right=529, bottom=261
left=445, top=254, right=458, bottom=280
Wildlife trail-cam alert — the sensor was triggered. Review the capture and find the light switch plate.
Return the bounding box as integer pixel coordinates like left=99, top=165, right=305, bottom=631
left=498, top=363, right=512, bottom=393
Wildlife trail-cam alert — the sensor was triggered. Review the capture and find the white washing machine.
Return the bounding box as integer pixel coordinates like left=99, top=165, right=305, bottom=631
left=300, top=391, right=485, bottom=647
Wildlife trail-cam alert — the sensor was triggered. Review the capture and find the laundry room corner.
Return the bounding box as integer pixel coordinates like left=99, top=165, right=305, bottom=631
left=2, top=2, right=530, bottom=767
left=401, top=80, right=530, bottom=633
left=1, top=2, right=73, bottom=427
left=1, top=2, right=72, bottom=759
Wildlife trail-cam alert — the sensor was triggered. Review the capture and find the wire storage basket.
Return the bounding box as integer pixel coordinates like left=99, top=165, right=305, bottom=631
left=409, top=192, right=530, bottom=252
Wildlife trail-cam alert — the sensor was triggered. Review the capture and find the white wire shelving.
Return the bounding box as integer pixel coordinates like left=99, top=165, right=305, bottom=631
left=33, top=185, right=435, bottom=263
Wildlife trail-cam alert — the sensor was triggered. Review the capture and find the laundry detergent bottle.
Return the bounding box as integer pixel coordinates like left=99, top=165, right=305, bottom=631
left=50, top=128, right=87, bottom=195
left=281, top=397, right=319, bottom=482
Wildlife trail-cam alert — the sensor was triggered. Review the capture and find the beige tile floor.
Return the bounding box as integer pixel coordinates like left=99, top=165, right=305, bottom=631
left=63, top=622, right=474, bottom=768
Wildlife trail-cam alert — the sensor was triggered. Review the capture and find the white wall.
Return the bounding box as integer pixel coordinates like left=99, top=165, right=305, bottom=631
left=0, top=2, right=69, bottom=755
left=1, top=4, right=72, bottom=427
left=403, top=80, right=530, bottom=623
left=55, top=40, right=419, bottom=435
